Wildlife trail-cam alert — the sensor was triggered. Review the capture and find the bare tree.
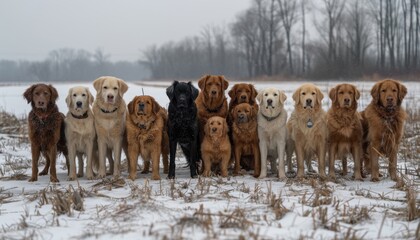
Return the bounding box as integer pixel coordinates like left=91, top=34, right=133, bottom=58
left=278, top=0, right=298, bottom=74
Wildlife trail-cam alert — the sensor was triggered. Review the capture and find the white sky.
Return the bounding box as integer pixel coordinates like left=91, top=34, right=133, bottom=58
left=0, top=0, right=251, bottom=62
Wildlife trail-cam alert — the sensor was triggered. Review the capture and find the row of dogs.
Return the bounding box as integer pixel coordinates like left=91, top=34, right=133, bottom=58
left=23, top=75, right=407, bottom=183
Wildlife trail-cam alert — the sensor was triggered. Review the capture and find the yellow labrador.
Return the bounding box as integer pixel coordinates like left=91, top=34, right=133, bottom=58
left=92, top=76, right=128, bottom=178
left=257, top=88, right=288, bottom=179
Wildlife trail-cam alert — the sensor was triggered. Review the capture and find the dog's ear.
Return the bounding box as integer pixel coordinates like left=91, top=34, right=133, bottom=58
left=222, top=118, right=228, bottom=135
left=93, top=77, right=105, bottom=92
left=204, top=119, right=210, bottom=136
left=279, top=90, right=287, bottom=104
left=292, top=87, right=301, bottom=105
left=198, top=75, right=210, bottom=91
left=189, top=82, right=199, bottom=100
left=127, top=98, right=136, bottom=115
left=118, top=79, right=128, bottom=97
left=166, top=81, right=178, bottom=100
left=249, top=84, right=258, bottom=104
left=370, top=81, right=382, bottom=104
left=256, top=90, right=263, bottom=104
left=250, top=105, right=256, bottom=119
left=353, top=85, right=360, bottom=101
left=65, top=88, right=72, bottom=108
left=87, top=88, right=94, bottom=105
left=23, top=85, right=36, bottom=103
left=329, top=86, right=337, bottom=103
left=49, top=84, right=59, bottom=103
left=219, top=75, right=229, bottom=90
left=151, top=97, right=161, bottom=114
left=228, top=84, right=236, bottom=99
left=397, top=81, right=407, bottom=105
left=315, top=87, right=324, bottom=107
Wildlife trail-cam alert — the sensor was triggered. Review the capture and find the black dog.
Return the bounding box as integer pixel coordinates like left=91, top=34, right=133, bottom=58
left=166, top=81, right=200, bottom=179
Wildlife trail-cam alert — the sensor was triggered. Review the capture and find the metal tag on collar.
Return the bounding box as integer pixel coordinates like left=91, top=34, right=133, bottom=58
left=307, top=118, right=313, bottom=128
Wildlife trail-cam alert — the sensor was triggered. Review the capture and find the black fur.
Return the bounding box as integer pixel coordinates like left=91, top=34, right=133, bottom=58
left=166, top=81, right=200, bottom=179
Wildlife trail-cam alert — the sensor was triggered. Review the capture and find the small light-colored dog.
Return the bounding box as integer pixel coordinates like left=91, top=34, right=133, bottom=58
left=257, top=88, right=288, bottom=179
left=92, top=76, right=128, bottom=178
left=65, top=86, right=97, bottom=180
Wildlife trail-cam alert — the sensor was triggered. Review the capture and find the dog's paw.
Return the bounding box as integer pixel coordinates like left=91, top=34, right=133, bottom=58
left=371, top=177, right=380, bottom=182
left=68, top=175, right=77, bottom=181
left=28, top=176, right=37, bottom=182
left=39, top=170, right=48, bottom=176
left=50, top=176, right=59, bottom=183
left=151, top=175, right=161, bottom=181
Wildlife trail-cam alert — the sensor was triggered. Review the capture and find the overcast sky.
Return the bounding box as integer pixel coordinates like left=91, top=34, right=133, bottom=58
left=0, top=0, right=251, bottom=62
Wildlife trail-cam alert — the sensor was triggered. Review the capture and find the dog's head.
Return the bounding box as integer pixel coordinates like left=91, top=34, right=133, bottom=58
left=198, top=75, right=229, bottom=100
left=233, top=103, right=255, bottom=124
left=166, top=81, right=199, bottom=109
left=371, top=79, right=407, bottom=109
left=93, top=76, right=128, bottom=105
left=204, top=116, right=228, bottom=138
left=23, top=83, right=58, bottom=110
left=257, top=88, right=287, bottom=110
left=127, top=95, right=160, bottom=129
left=292, top=83, right=324, bottom=110
left=329, top=83, right=360, bottom=109
left=228, top=83, right=258, bottom=105
left=66, top=86, right=94, bottom=114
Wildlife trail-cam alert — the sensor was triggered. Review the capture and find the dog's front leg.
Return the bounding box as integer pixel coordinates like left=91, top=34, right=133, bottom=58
left=97, top=140, right=107, bottom=178
left=29, top=143, right=41, bottom=182
left=168, top=139, right=177, bottom=179
left=277, top=140, right=286, bottom=179
left=258, top=136, right=268, bottom=179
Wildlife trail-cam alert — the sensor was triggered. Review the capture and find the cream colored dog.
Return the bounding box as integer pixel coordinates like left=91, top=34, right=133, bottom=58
left=257, top=88, right=288, bottom=179
left=92, top=76, right=128, bottom=178
left=65, top=86, right=96, bottom=180
left=286, top=83, right=328, bottom=179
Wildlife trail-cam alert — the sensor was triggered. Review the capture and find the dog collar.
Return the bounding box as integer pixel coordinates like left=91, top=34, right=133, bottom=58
left=100, top=107, right=118, bottom=113
left=261, top=111, right=281, bottom=122
left=71, top=111, right=89, bottom=119
left=203, top=100, right=224, bottom=113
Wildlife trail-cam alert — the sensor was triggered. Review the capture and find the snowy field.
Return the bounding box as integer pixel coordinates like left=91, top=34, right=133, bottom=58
left=0, top=80, right=419, bottom=239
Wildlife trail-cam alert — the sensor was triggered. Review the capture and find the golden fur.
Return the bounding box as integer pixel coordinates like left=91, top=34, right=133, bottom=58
left=327, top=83, right=363, bottom=181
left=362, top=79, right=407, bottom=181
left=257, top=88, right=288, bottom=179
left=126, top=95, right=169, bottom=180
left=286, top=83, right=328, bottom=179
left=201, top=116, right=231, bottom=177
left=92, top=76, right=128, bottom=178
left=231, top=103, right=260, bottom=177
left=65, top=86, right=97, bottom=180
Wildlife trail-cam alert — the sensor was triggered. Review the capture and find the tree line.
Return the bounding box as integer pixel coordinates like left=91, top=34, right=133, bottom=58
left=142, top=0, right=420, bottom=80
left=0, top=48, right=149, bottom=83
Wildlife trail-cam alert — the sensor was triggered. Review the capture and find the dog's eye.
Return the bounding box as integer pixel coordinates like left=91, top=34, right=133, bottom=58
left=339, top=91, right=344, bottom=95
left=312, top=92, right=316, bottom=95
left=113, top=87, right=118, bottom=90
left=302, top=92, right=306, bottom=95
left=274, top=93, right=278, bottom=96
left=104, top=86, right=108, bottom=89
left=82, top=94, right=86, bottom=97
left=381, top=89, right=386, bottom=92
left=73, top=94, right=77, bottom=97
left=218, top=122, right=221, bottom=125
left=147, top=101, right=151, bottom=104
left=264, top=93, right=268, bottom=96
left=392, top=89, right=397, bottom=92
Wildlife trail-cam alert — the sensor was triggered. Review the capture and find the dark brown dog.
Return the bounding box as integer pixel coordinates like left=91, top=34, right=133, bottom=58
left=23, top=84, right=68, bottom=182
left=126, top=95, right=169, bottom=180
left=327, top=83, right=363, bottom=181
left=231, top=103, right=260, bottom=177
left=362, top=79, right=407, bottom=182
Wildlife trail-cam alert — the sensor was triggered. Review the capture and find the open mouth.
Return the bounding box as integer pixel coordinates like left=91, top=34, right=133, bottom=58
left=304, top=105, right=313, bottom=109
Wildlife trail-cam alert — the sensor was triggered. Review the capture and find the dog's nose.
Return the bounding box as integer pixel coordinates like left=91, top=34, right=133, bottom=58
left=306, top=99, right=312, bottom=105
left=267, top=99, right=273, bottom=105
left=238, top=113, right=245, bottom=119
left=344, top=98, right=350, bottom=104
left=38, top=101, right=45, bottom=106
left=241, top=95, right=246, bottom=100
left=107, top=94, right=114, bottom=99
left=387, top=97, right=393, bottom=103
left=212, top=127, right=217, bottom=132
left=211, top=90, right=217, bottom=95
left=76, top=101, right=82, bottom=108
left=139, top=102, right=145, bottom=110
left=139, top=123, right=146, bottom=129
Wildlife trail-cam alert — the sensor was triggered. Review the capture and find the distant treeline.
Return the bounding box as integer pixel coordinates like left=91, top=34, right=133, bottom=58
left=142, top=0, right=420, bottom=80
left=0, top=48, right=150, bottom=83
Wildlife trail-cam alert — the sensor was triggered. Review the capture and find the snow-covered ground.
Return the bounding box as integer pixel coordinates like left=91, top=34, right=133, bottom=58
left=0, top=80, right=419, bottom=239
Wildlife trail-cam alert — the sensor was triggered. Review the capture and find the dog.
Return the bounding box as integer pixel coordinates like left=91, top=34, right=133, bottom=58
left=201, top=116, right=231, bottom=177
left=286, top=83, right=328, bottom=179
left=166, top=81, right=200, bottom=179
left=257, top=88, right=288, bottom=179
left=23, top=84, right=68, bottom=182
left=195, top=75, right=229, bottom=139
left=92, top=76, right=128, bottom=178
left=227, top=83, right=258, bottom=126
left=126, top=95, right=169, bottom=180
left=65, top=86, right=97, bottom=180
left=231, top=103, right=260, bottom=177
left=361, top=79, right=407, bottom=182
left=327, top=83, right=363, bottom=181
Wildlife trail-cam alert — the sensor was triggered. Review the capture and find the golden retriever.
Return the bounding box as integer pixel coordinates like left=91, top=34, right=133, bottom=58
left=92, top=76, right=128, bottom=178
left=257, top=88, right=288, bottom=179
left=361, top=79, right=407, bottom=181
left=286, top=83, right=328, bottom=179
left=195, top=75, right=229, bottom=139
left=126, top=95, right=169, bottom=180
left=201, top=116, right=231, bottom=177
left=227, top=83, right=258, bottom=126
left=327, top=83, right=363, bottom=181
left=231, top=103, right=260, bottom=177
left=65, top=86, right=97, bottom=180
left=23, top=84, right=68, bottom=182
